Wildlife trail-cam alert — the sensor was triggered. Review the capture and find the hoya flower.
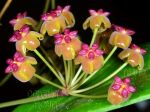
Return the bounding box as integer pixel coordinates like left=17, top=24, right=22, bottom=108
left=83, top=9, right=111, bottom=32
left=75, top=44, right=104, bottom=74
left=54, top=29, right=81, bottom=60
left=40, top=5, right=75, bottom=36
left=9, top=25, right=43, bottom=55
left=5, top=52, right=37, bottom=82
left=109, top=25, right=135, bottom=49
left=118, top=44, right=146, bottom=70
left=108, top=76, right=136, bottom=105
left=9, top=12, right=37, bottom=31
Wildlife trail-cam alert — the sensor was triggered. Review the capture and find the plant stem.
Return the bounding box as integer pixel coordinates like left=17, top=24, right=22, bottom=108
left=0, top=91, right=59, bottom=108
left=71, top=66, right=82, bottom=86
left=72, top=62, right=128, bottom=94
left=69, top=93, right=107, bottom=99
left=104, top=46, right=117, bottom=64
left=66, top=60, right=71, bottom=85
left=34, top=49, right=65, bottom=86
left=34, top=74, right=63, bottom=89
left=90, top=28, right=98, bottom=47
left=0, top=74, right=12, bottom=87
left=71, top=73, right=87, bottom=90
left=51, top=0, right=55, bottom=9
left=82, top=71, right=97, bottom=85
left=71, top=72, right=85, bottom=87
left=39, top=46, right=64, bottom=81
left=0, top=0, right=12, bottom=20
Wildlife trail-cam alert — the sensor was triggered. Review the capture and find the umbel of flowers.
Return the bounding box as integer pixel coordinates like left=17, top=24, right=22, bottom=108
left=3, top=5, right=147, bottom=109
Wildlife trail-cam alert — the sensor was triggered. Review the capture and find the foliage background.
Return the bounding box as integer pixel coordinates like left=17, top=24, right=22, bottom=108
left=0, top=0, right=150, bottom=112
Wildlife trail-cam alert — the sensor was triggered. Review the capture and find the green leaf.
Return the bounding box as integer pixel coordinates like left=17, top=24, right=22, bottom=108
left=13, top=43, right=150, bottom=112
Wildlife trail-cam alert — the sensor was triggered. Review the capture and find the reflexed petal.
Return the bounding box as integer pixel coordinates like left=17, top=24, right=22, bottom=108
left=29, top=31, right=44, bottom=40
left=90, top=16, right=102, bottom=30
left=128, top=51, right=144, bottom=70
left=62, top=44, right=75, bottom=60
left=26, top=56, right=37, bottom=65
left=56, top=16, right=67, bottom=32
left=40, top=22, right=47, bottom=35
left=74, top=55, right=84, bottom=65
left=62, top=11, right=75, bottom=27
left=82, top=58, right=94, bottom=74
left=107, top=88, right=124, bottom=105
left=13, top=63, right=35, bottom=82
left=24, top=34, right=40, bottom=51
left=45, top=20, right=60, bottom=36
left=14, top=20, right=26, bottom=31
left=55, top=44, right=63, bottom=57
left=92, top=56, right=104, bottom=71
left=83, top=17, right=90, bottom=30
left=16, top=41, right=26, bottom=55
left=71, top=38, right=82, bottom=53
left=109, top=32, right=132, bottom=49
left=118, top=49, right=131, bottom=60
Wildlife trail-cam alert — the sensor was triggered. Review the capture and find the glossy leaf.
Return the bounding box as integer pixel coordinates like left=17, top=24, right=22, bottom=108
left=14, top=43, right=150, bottom=112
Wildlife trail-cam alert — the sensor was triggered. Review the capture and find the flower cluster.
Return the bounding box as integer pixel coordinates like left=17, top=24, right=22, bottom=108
left=4, top=5, right=147, bottom=106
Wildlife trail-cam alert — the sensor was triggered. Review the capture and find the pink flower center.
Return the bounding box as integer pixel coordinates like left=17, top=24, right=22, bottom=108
left=5, top=52, right=25, bottom=73
left=54, top=29, right=77, bottom=44
left=79, top=44, right=103, bottom=60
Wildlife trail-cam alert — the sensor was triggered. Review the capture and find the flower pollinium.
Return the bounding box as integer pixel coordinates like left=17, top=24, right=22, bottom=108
left=109, top=25, right=135, bottom=49
left=54, top=29, right=81, bottom=60
left=9, top=12, right=37, bottom=31
left=5, top=52, right=37, bottom=82
left=83, top=9, right=111, bottom=32
left=108, top=76, right=136, bottom=105
left=9, top=25, right=43, bottom=55
left=40, top=5, right=75, bottom=36
left=118, top=44, right=146, bottom=70
left=75, top=44, right=104, bottom=74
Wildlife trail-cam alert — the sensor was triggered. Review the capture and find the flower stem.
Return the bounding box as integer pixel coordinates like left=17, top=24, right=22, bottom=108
left=72, top=62, right=128, bottom=94
left=69, top=93, right=107, bottom=99
left=104, top=46, right=118, bottom=64
left=90, top=28, right=98, bottom=47
left=34, top=49, right=65, bottom=86
left=0, top=91, right=59, bottom=108
left=66, top=60, right=71, bottom=85
left=51, top=0, right=55, bottom=9
left=40, top=46, right=64, bottom=81
left=0, top=74, right=12, bottom=87
left=71, top=72, right=85, bottom=87
left=71, top=66, right=82, bottom=86
left=0, top=0, right=12, bottom=20
left=34, top=74, right=63, bottom=89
